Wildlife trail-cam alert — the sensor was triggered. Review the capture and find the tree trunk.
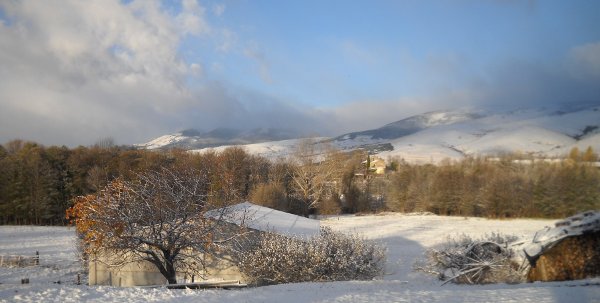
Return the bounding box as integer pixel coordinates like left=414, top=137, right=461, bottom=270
left=149, top=250, right=179, bottom=284
left=165, top=270, right=177, bottom=284
left=163, top=252, right=178, bottom=284
left=302, top=199, right=310, bottom=218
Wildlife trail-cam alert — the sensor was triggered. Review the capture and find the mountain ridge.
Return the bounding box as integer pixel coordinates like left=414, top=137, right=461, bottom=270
left=138, top=106, right=600, bottom=163
left=136, top=127, right=302, bottom=150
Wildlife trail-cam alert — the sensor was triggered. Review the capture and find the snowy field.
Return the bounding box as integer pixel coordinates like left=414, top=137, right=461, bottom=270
left=1, top=214, right=599, bottom=303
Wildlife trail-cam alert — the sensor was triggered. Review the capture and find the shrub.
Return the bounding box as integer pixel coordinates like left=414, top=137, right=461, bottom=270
left=234, top=227, right=386, bottom=285
left=416, top=233, right=524, bottom=285
left=250, top=182, right=289, bottom=212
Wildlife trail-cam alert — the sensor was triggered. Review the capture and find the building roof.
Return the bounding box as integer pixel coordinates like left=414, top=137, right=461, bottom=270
left=208, top=202, right=320, bottom=238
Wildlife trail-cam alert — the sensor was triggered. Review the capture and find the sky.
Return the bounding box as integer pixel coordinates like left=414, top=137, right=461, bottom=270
left=1, top=0, right=599, bottom=146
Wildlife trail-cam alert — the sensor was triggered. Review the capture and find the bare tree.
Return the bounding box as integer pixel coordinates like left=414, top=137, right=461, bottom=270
left=68, top=168, right=238, bottom=284
left=289, top=139, right=339, bottom=216
left=93, top=137, right=115, bottom=149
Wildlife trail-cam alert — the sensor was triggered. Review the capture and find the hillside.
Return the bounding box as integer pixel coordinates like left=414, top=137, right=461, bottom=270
left=378, top=107, right=600, bottom=163
left=136, top=128, right=302, bottom=150
left=140, top=106, right=600, bottom=163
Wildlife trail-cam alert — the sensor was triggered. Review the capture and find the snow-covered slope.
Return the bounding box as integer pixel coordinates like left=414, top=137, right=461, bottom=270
left=377, top=107, right=600, bottom=163
left=136, top=128, right=302, bottom=150
left=191, top=137, right=329, bottom=160
left=334, top=109, right=482, bottom=141
left=161, top=106, right=600, bottom=163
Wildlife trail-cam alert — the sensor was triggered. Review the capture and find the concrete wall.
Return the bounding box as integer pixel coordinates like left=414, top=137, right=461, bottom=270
left=89, top=258, right=167, bottom=286
left=89, top=251, right=246, bottom=287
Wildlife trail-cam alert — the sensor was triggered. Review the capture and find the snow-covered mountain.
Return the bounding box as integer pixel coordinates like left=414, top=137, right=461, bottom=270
left=141, top=106, right=600, bottom=163
left=374, top=107, right=600, bottom=163
left=136, top=127, right=302, bottom=150
left=334, top=109, right=483, bottom=141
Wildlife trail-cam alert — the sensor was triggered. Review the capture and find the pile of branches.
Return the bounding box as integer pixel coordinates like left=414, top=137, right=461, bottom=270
left=417, top=233, right=525, bottom=285
left=234, top=227, right=386, bottom=286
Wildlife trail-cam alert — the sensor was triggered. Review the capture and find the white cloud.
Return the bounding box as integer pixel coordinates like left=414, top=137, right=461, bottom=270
left=217, top=28, right=237, bottom=52
left=211, top=62, right=224, bottom=73
left=0, top=0, right=334, bottom=145
left=568, top=42, right=600, bottom=79
left=213, top=3, right=226, bottom=17
left=0, top=0, right=208, bottom=145
left=176, top=0, right=210, bottom=35
left=1, top=1, right=597, bottom=147
left=190, top=63, right=203, bottom=76
left=243, top=42, right=272, bottom=84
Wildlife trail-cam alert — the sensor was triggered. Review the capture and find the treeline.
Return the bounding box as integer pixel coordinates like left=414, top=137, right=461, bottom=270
left=0, top=139, right=293, bottom=225
left=0, top=140, right=169, bottom=224
left=384, top=156, right=600, bottom=218
left=1, top=139, right=599, bottom=225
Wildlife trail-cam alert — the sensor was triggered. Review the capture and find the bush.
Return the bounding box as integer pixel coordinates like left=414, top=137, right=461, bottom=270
left=250, top=182, right=289, bottom=212
left=235, top=227, right=386, bottom=285
left=417, top=233, right=524, bottom=285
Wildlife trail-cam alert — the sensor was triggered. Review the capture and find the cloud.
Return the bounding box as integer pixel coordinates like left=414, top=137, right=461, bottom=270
left=189, top=63, right=203, bottom=76
left=213, top=3, right=226, bottom=17
left=176, top=0, right=210, bottom=35
left=321, top=93, right=479, bottom=134
left=473, top=53, right=600, bottom=109
left=0, top=1, right=598, bottom=147
left=181, top=83, right=332, bottom=137
left=216, top=28, right=237, bottom=52
left=243, top=42, right=272, bottom=84
left=568, top=42, right=600, bottom=80
left=0, top=0, right=202, bottom=146
left=0, top=0, right=328, bottom=145
left=320, top=44, right=600, bottom=133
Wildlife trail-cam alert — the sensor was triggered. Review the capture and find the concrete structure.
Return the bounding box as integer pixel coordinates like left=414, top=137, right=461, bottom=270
left=88, top=202, right=320, bottom=287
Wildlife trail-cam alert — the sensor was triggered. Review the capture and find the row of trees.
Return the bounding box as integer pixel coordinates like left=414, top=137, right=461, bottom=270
left=0, top=140, right=178, bottom=225
left=384, top=156, right=600, bottom=218
left=0, top=138, right=354, bottom=224
left=1, top=138, right=599, bottom=225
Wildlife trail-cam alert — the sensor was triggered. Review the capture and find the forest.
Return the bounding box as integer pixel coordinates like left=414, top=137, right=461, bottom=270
left=0, top=139, right=598, bottom=225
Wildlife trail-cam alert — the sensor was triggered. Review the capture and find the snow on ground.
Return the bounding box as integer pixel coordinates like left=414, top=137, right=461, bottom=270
left=136, top=134, right=184, bottom=150
left=456, top=126, right=574, bottom=156
left=0, top=226, right=80, bottom=287
left=529, top=107, right=600, bottom=138
left=1, top=214, right=599, bottom=303
left=190, top=137, right=329, bottom=160
left=378, top=144, right=464, bottom=164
